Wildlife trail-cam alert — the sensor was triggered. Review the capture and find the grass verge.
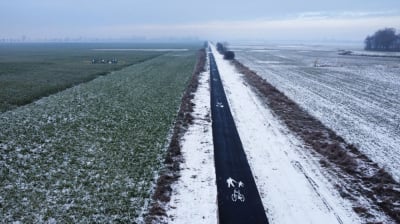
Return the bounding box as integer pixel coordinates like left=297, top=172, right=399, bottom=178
left=0, top=43, right=165, bottom=112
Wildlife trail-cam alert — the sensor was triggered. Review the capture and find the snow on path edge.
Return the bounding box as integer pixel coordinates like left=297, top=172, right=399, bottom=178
left=165, top=58, right=218, bottom=223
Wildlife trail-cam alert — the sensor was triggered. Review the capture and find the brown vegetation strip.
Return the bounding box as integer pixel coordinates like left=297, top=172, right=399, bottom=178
left=145, top=48, right=206, bottom=223
left=232, top=60, right=400, bottom=222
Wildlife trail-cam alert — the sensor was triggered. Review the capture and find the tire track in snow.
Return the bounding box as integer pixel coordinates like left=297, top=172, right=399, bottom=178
left=291, top=160, right=344, bottom=224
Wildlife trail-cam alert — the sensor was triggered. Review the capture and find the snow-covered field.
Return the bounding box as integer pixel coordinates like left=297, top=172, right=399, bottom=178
left=157, top=44, right=397, bottom=223
left=233, top=44, right=400, bottom=182
left=349, top=50, right=400, bottom=57
left=162, top=44, right=395, bottom=223
left=210, top=45, right=370, bottom=223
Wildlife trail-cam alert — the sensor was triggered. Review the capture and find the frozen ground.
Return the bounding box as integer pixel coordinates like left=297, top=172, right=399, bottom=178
left=234, top=44, right=400, bottom=182
left=210, top=45, right=371, bottom=224
left=165, top=66, right=218, bottom=223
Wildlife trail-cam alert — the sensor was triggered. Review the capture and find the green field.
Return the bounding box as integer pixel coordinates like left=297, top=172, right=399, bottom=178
left=0, top=47, right=199, bottom=222
left=0, top=43, right=197, bottom=112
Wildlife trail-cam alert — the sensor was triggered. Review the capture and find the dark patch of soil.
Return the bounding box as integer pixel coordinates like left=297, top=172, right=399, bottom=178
left=145, top=48, right=206, bottom=223
left=232, top=60, right=400, bottom=223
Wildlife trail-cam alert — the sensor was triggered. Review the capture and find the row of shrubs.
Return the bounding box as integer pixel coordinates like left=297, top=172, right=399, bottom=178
left=216, top=42, right=235, bottom=60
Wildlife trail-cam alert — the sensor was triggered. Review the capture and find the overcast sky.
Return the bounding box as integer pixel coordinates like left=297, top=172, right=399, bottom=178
left=1, top=0, right=400, bottom=42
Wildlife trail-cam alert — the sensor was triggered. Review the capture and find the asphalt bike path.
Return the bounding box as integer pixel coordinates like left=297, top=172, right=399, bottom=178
left=209, top=51, right=269, bottom=224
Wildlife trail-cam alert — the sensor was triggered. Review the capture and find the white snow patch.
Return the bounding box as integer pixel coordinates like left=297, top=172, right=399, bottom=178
left=350, top=50, right=400, bottom=57
left=211, top=44, right=362, bottom=224
left=165, top=64, right=218, bottom=223
left=256, top=60, right=282, bottom=64
left=250, top=49, right=281, bottom=52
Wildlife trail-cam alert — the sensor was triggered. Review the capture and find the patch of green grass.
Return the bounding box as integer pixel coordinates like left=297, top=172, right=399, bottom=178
left=0, top=43, right=181, bottom=112
left=0, top=50, right=198, bottom=222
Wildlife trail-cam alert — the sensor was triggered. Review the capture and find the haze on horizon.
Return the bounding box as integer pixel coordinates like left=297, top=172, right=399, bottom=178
left=1, top=0, right=400, bottom=43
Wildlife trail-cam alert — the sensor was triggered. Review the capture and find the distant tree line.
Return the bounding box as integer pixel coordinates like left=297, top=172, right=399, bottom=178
left=365, top=28, right=400, bottom=51
left=216, top=42, right=235, bottom=60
